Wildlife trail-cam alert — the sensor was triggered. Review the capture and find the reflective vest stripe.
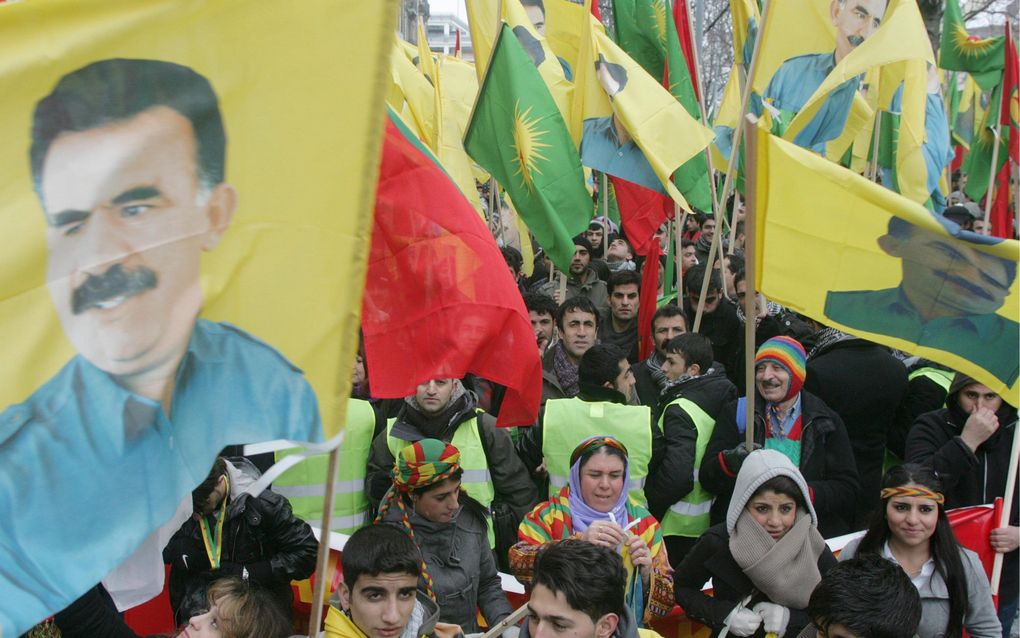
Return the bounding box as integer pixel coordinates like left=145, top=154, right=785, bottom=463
left=908, top=368, right=953, bottom=393
left=542, top=397, right=653, bottom=509
left=659, top=397, right=715, bottom=538
left=274, top=398, right=375, bottom=535
left=385, top=413, right=496, bottom=548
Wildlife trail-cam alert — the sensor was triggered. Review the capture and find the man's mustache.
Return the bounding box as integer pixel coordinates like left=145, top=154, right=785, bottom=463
left=759, top=379, right=784, bottom=389
left=71, top=263, right=158, bottom=315
left=847, top=35, right=865, bottom=47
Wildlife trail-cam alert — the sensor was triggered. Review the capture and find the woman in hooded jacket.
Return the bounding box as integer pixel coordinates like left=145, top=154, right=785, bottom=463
left=674, top=449, right=836, bottom=638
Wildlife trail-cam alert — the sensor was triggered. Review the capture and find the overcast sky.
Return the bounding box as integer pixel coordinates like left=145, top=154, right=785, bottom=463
left=430, top=0, right=467, bottom=19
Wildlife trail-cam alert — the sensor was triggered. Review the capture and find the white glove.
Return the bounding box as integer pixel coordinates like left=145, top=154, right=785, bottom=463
left=723, top=606, right=763, bottom=637
left=752, top=602, right=790, bottom=637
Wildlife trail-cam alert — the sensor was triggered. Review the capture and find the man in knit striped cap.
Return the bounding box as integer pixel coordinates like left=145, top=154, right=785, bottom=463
left=700, top=336, right=861, bottom=537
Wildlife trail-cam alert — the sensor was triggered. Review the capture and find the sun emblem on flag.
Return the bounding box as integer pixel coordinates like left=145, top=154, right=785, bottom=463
left=952, top=25, right=998, bottom=58
left=511, top=101, right=550, bottom=191
left=652, top=0, right=667, bottom=47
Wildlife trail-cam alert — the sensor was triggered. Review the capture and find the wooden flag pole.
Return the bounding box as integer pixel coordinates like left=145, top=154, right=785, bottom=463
left=558, top=269, right=568, bottom=303
left=489, top=177, right=499, bottom=240
left=675, top=209, right=686, bottom=290
left=714, top=0, right=770, bottom=253
left=741, top=114, right=760, bottom=452
left=990, top=415, right=1020, bottom=595
left=727, top=190, right=741, bottom=256
left=601, top=172, right=610, bottom=256
left=691, top=224, right=720, bottom=332
left=982, top=124, right=1002, bottom=232
left=308, top=447, right=342, bottom=637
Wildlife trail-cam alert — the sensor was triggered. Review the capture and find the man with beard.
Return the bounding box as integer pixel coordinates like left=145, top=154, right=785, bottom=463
left=683, top=265, right=741, bottom=380
left=700, top=337, right=860, bottom=537
left=598, top=271, right=641, bottom=363
left=632, top=304, right=687, bottom=412
left=532, top=236, right=609, bottom=314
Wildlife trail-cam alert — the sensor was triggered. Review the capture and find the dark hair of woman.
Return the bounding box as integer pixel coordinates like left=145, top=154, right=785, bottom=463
left=578, top=444, right=627, bottom=472
left=752, top=475, right=807, bottom=511
left=857, top=463, right=969, bottom=638
left=408, top=468, right=490, bottom=522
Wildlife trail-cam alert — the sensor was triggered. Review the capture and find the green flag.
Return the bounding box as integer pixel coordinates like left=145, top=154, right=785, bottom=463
left=940, top=0, right=1004, bottom=75
left=465, top=23, right=592, bottom=271
left=611, top=0, right=712, bottom=211
left=963, top=77, right=1009, bottom=202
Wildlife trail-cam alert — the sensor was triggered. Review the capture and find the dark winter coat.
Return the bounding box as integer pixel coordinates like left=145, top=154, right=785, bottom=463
left=699, top=391, right=860, bottom=537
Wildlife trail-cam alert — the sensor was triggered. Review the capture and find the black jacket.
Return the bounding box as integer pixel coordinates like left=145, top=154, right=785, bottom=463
left=645, top=371, right=737, bottom=521
left=674, top=524, right=837, bottom=638
left=163, top=458, right=317, bottom=623
left=683, top=298, right=742, bottom=385
left=632, top=356, right=664, bottom=414
left=888, top=360, right=953, bottom=459
left=699, top=391, right=860, bottom=538
left=905, top=394, right=1019, bottom=600
left=803, top=337, right=908, bottom=526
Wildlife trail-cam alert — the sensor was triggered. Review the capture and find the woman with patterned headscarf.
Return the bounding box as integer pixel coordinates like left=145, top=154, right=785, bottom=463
left=376, top=439, right=513, bottom=635
left=508, top=436, right=674, bottom=626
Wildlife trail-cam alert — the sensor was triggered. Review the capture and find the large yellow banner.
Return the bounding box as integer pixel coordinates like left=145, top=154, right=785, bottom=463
left=0, top=1, right=395, bottom=633
left=753, top=126, right=1019, bottom=398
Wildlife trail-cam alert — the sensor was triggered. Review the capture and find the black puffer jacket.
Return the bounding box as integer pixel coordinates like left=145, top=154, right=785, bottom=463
left=163, top=458, right=318, bottom=623
left=905, top=392, right=1018, bottom=603
left=699, top=391, right=860, bottom=537
left=645, top=370, right=737, bottom=521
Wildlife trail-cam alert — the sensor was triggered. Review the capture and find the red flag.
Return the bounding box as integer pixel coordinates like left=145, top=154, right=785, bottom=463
left=671, top=0, right=700, bottom=101
left=363, top=114, right=542, bottom=427
left=455, top=28, right=462, bottom=58
left=990, top=161, right=1013, bottom=238
left=947, top=500, right=1002, bottom=582
left=1002, top=29, right=1018, bottom=163
left=609, top=175, right=673, bottom=258
left=590, top=0, right=602, bottom=21
left=637, top=245, right=662, bottom=360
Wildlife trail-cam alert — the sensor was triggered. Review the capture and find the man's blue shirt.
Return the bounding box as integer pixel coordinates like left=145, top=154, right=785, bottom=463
left=580, top=116, right=666, bottom=195
left=0, top=319, right=322, bottom=636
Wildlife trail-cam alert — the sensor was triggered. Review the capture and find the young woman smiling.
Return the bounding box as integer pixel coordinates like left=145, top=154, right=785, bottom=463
left=840, top=464, right=1000, bottom=638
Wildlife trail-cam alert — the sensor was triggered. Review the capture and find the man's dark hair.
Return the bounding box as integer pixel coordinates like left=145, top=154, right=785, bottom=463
left=681, top=239, right=697, bottom=250
left=572, top=234, right=593, bottom=253
left=521, top=0, right=546, bottom=12
left=524, top=292, right=558, bottom=319
left=700, top=216, right=716, bottom=229
left=684, top=264, right=720, bottom=296
left=594, top=55, right=628, bottom=96
left=724, top=253, right=745, bottom=275
left=651, top=303, right=686, bottom=331
left=886, top=215, right=1017, bottom=283
left=31, top=58, right=226, bottom=200
left=556, top=296, right=599, bottom=331
left=342, top=525, right=421, bottom=589
left=733, top=267, right=747, bottom=288
left=663, top=333, right=713, bottom=372
left=501, top=245, right=524, bottom=275
left=533, top=539, right=626, bottom=624
left=806, top=554, right=922, bottom=638
left=192, top=457, right=229, bottom=514
left=579, top=343, right=626, bottom=387
left=607, top=270, right=641, bottom=294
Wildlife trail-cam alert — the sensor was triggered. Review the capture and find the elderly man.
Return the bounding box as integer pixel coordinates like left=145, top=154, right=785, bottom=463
left=700, top=336, right=860, bottom=537
left=906, top=373, right=1019, bottom=635
left=366, top=377, right=538, bottom=548
left=1, top=58, right=321, bottom=628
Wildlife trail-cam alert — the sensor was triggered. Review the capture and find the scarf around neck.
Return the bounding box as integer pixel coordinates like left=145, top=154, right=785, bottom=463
left=645, top=351, right=670, bottom=390
left=566, top=454, right=630, bottom=533
left=728, top=509, right=824, bottom=609
left=552, top=341, right=580, bottom=397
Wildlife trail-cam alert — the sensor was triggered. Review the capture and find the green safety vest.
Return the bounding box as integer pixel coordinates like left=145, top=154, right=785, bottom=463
left=657, top=397, right=715, bottom=538
left=908, top=367, right=953, bottom=393
left=385, top=414, right=496, bottom=547
left=274, top=398, right=376, bottom=534
left=542, top=397, right=653, bottom=508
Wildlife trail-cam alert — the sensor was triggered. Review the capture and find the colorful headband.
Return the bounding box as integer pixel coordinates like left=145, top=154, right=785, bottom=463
left=880, top=486, right=945, bottom=504
left=569, top=435, right=629, bottom=467
left=391, top=439, right=461, bottom=492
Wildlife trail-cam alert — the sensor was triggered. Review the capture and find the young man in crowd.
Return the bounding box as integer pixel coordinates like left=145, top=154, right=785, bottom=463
left=632, top=305, right=688, bottom=412
left=599, top=271, right=641, bottom=363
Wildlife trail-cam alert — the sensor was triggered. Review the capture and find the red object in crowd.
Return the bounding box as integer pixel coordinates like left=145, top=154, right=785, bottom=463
left=951, top=144, right=966, bottom=173
left=362, top=116, right=542, bottom=427
left=990, top=161, right=1014, bottom=238
left=609, top=175, right=673, bottom=258
left=590, top=0, right=602, bottom=21
left=1000, top=30, right=1018, bottom=163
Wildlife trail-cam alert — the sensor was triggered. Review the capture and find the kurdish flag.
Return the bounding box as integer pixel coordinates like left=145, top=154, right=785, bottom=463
left=939, top=0, right=1005, bottom=75
left=750, top=124, right=1019, bottom=397
left=465, top=22, right=591, bottom=271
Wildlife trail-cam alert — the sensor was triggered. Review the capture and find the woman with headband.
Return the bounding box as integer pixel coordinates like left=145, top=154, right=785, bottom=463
left=840, top=463, right=1000, bottom=638
left=508, top=436, right=674, bottom=626
left=376, top=439, right=512, bottom=635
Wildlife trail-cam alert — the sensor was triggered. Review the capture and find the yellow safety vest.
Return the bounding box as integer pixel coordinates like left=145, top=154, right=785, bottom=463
left=274, top=398, right=376, bottom=534
left=657, top=397, right=714, bottom=538
left=908, top=367, right=953, bottom=394
left=385, top=414, right=496, bottom=547
left=541, top=397, right=653, bottom=508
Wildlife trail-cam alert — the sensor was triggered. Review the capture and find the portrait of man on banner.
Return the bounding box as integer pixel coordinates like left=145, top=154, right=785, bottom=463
left=824, top=216, right=1019, bottom=386
left=0, top=58, right=322, bottom=622
left=580, top=54, right=665, bottom=194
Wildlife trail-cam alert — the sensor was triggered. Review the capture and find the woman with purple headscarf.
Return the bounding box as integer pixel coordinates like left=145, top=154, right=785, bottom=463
left=508, top=436, right=674, bottom=625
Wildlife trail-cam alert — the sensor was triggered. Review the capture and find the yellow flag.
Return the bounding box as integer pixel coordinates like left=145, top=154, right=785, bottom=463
left=751, top=126, right=1019, bottom=396
left=825, top=91, right=874, bottom=164
left=544, top=0, right=588, bottom=77
left=711, top=69, right=744, bottom=166
left=417, top=17, right=438, bottom=85
left=465, top=0, right=573, bottom=122
left=392, top=38, right=437, bottom=148
left=435, top=55, right=484, bottom=214
left=730, top=0, right=761, bottom=69
left=0, top=0, right=396, bottom=632
left=579, top=26, right=714, bottom=209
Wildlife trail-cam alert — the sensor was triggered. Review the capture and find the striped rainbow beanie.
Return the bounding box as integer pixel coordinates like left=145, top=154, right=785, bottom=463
left=755, top=336, right=806, bottom=401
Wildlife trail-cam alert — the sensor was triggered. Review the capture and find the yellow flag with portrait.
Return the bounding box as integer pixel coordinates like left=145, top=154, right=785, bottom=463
left=0, top=1, right=396, bottom=633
